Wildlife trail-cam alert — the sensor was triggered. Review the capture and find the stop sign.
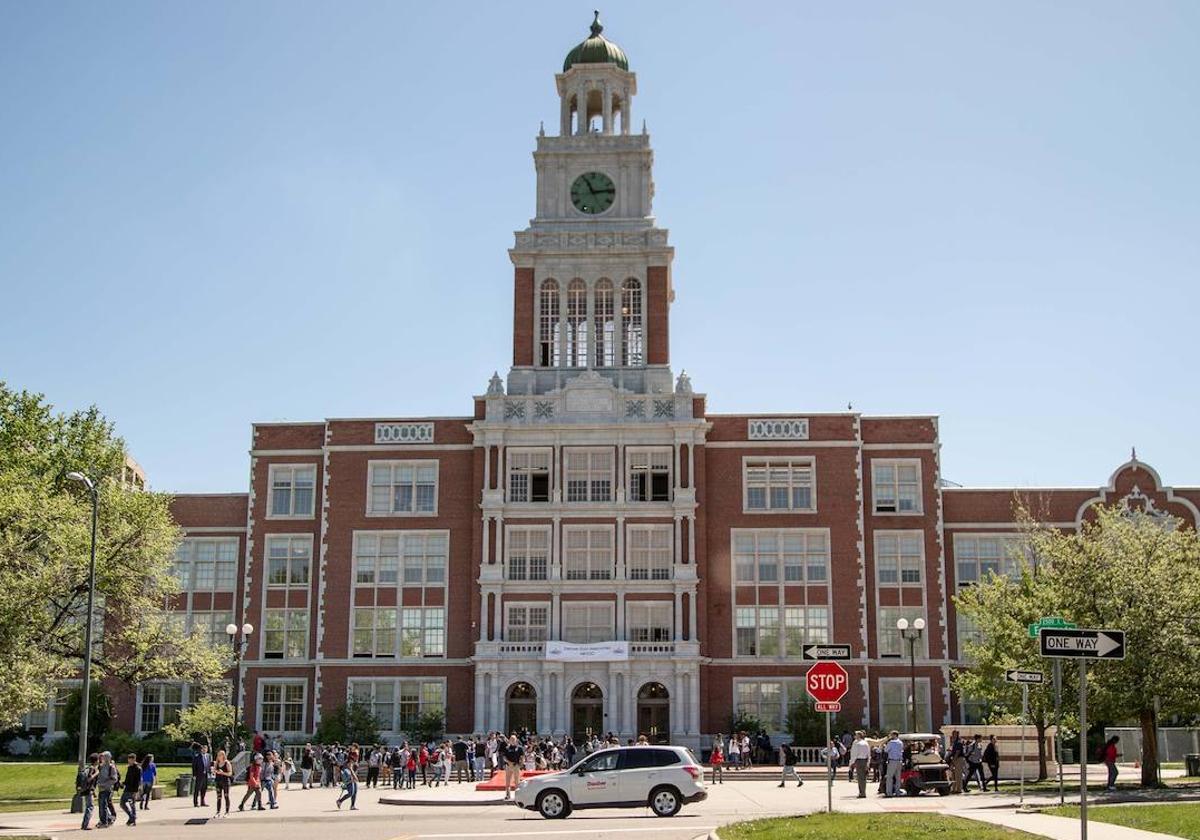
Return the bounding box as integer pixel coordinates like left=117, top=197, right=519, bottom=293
left=806, top=661, right=849, bottom=704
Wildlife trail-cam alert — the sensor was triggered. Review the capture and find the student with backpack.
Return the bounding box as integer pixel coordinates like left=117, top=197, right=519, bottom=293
left=76, top=753, right=100, bottom=831
left=777, top=742, right=805, bottom=788
left=96, top=751, right=120, bottom=827
left=336, top=761, right=359, bottom=810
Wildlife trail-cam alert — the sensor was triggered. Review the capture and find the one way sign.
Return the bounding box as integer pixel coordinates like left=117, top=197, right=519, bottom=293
left=1039, top=627, right=1126, bottom=660
left=1005, top=669, right=1045, bottom=684
left=802, top=644, right=852, bottom=661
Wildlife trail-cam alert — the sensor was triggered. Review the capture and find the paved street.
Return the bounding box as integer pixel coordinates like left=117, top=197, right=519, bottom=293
left=0, top=766, right=1190, bottom=840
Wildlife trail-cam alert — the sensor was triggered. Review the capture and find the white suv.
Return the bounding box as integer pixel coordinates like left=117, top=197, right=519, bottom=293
left=514, top=745, right=707, bottom=819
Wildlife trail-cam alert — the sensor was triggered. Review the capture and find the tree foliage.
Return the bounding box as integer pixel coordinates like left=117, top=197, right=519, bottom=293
left=0, top=384, right=225, bottom=729
left=315, top=700, right=381, bottom=746
left=61, top=683, right=114, bottom=755
left=164, top=699, right=237, bottom=751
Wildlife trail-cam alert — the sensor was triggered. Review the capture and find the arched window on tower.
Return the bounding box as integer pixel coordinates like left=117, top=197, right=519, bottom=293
left=567, top=279, right=589, bottom=367
left=539, top=279, right=560, bottom=367
left=593, top=279, right=615, bottom=367
left=621, top=278, right=643, bottom=366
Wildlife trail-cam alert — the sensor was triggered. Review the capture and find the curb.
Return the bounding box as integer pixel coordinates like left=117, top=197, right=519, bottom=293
left=378, top=797, right=511, bottom=808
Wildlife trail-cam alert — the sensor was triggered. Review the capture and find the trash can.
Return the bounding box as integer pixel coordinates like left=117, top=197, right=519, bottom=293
left=176, top=773, right=193, bottom=798
left=1062, top=748, right=1074, bottom=764
left=1186, top=754, right=1200, bottom=777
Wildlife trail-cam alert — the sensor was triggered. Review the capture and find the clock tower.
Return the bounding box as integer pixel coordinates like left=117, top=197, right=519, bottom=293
left=507, top=11, right=675, bottom=399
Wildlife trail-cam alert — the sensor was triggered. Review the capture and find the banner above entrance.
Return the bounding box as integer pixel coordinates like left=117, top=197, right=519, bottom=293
left=546, top=640, right=630, bottom=662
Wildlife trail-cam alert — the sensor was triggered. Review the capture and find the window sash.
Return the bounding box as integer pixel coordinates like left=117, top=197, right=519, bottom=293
left=564, top=449, right=613, bottom=503
left=399, top=607, right=445, bottom=657
left=874, top=461, right=921, bottom=513
left=563, top=527, right=613, bottom=580
left=877, top=607, right=928, bottom=658
left=263, top=609, right=309, bottom=659
left=562, top=605, right=613, bottom=644
left=507, top=449, right=551, bottom=503
left=875, top=533, right=924, bottom=585
left=260, top=682, right=305, bottom=732
left=627, top=525, right=672, bottom=580
left=745, top=460, right=815, bottom=511
left=266, top=536, right=311, bottom=588
left=733, top=529, right=829, bottom=584
left=369, top=462, right=437, bottom=514
left=627, top=603, right=672, bottom=642
left=628, top=449, right=672, bottom=502
left=270, top=466, right=315, bottom=517
left=174, top=538, right=238, bottom=593
left=506, top=605, right=549, bottom=643
left=507, top=527, right=550, bottom=580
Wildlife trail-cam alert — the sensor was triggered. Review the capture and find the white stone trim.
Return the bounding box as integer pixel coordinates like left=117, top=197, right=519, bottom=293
left=747, top=418, right=809, bottom=440
left=374, top=423, right=435, bottom=444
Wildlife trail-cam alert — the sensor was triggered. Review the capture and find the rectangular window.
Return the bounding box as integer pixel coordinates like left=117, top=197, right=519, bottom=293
left=627, top=525, right=672, bottom=580
left=351, top=607, right=397, bottom=658
left=139, top=682, right=184, bottom=734
left=739, top=605, right=830, bottom=658
left=784, top=606, right=830, bottom=655
left=174, top=538, right=238, bottom=593
left=189, top=611, right=234, bottom=648
left=400, top=607, right=445, bottom=657
left=744, top=459, right=815, bottom=512
left=880, top=678, right=931, bottom=732
left=368, top=461, right=438, bottom=515
left=877, top=607, right=928, bottom=658
left=954, top=534, right=1025, bottom=586
left=260, top=682, right=305, bottom=733
left=269, top=465, right=316, bottom=518
left=506, top=527, right=550, bottom=580
left=263, top=609, right=309, bottom=659
left=505, top=604, right=549, bottom=643
left=564, top=449, right=613, bottom=503
left=875, top=532, right=924, bottom=585
left=348, top=678, right=445, bottom=734
left=873, top=460, right=922, bottom=514
left=507, top=449, right=551, bottom=503
left=732, top=529, right=829, bottom=584
left=628, top=448, right=672, bottom=502
left=562, top=604, right=613, bottom=644
left=350, top=679, right=395, bottom=731
left=563, top=527, right=613, bottom=580
left=735, top=681, right=784, bottom=730
left=266, top=535, right=311, bottom=588
left=402, top=532, right=447, bottom=585
left=353, top=533, right=400, bottom=585
left=627, top=602, right=673, bottom=643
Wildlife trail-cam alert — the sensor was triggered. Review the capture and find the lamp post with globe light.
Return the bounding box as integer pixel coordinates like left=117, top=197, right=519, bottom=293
left=896, top=617, right=926, bottom=732
left=64, top=472, right=98, bottom=772
left=226, top=622, right=253, bottom=751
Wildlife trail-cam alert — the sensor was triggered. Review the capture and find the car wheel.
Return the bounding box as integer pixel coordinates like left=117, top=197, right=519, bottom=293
left=649, top=785, right=682, bottom=817
left=905, top=780, right=921, bottom=797
left=537, top=789, right=569, bottom=819
left=937, top=787, right=950, bottom=796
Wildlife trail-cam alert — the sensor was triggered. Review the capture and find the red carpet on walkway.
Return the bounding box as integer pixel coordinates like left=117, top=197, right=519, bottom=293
left=475, top=770, right=555, bottom=791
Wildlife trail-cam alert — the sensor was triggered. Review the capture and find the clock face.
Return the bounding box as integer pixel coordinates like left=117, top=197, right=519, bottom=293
left=570, top=171, right=616, bottom=215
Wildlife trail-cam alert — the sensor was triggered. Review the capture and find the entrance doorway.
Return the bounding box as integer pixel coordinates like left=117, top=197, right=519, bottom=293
left=506, top=682, right=537, bottom=734
left=571, top=682, right=604, bottom=742
left=636, top=682, right=670, bottom=744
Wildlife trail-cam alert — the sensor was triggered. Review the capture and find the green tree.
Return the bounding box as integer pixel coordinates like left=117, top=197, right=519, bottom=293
left=1028, top=504, right=1200, bottom=787
left=315, top=700, right=381, bottom=745
left=787, top=701, right=855, bottom=749
left=410, top=709, right=445, bottom=744
left=164, top=699, right=237, bottom=752
left=61, top=683, right=114, bottom=755
left=0, top=384, right=225, bottom=728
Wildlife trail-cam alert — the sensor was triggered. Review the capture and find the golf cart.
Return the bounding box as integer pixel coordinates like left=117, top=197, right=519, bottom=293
left=898, top=733, right=952, bottom=796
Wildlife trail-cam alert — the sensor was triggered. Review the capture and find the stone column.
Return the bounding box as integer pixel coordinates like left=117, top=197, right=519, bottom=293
left=602, top=82, right=612, bottom=134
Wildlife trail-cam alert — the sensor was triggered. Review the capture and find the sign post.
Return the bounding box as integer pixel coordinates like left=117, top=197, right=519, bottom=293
left=1004, top=669, right=1044, bottom=810
left=806, top=657, right=850, bottom=814
left=1030, top=618, right=1075, bottom=807
left=1039, top=627, right=1125, bottom=840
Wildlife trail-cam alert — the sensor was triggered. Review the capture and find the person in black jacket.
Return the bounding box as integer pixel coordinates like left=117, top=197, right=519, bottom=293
left=191, top=743, right=211, bottom=806
left=983, top=735, right=1001, bottom=791
left=120, top=754, right=141, bottom=826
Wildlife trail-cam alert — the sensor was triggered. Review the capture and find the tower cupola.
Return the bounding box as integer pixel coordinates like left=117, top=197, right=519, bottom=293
left=556, top=11, right=636, bottom=136
left=563, top=11, right=629, bottom=71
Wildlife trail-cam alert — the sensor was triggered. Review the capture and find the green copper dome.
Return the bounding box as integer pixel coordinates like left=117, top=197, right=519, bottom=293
left=563, top=11, right=629, bottom=72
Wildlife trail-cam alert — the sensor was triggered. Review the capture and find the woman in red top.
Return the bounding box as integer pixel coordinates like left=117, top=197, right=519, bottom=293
left=1102, top=736, right=1121, bottom=791
left=710, top=745, right=725, bottom=785
left=238, top=755, right=264, bottom=811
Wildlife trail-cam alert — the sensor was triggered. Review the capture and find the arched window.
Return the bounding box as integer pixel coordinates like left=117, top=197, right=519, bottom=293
left=593, top=279, right=615, bottom=367
left=539, top=279, right=560, bottom=367
left=621, top=278, right=643, bottom=366
left=567, top=279, right=588, bottom=367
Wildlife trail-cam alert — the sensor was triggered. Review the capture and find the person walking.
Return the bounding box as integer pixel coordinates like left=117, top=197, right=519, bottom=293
left=366, top=746, right=380, bottom=788
left=300, top=744, right=315, bottom=789
left=728, top=733, right=741, bottom=771
left=452, top=736, right=469, bottom=783
left=964, top=734, right=986, bottom=792
left=77, top=753, right=100, bottom=831
left=710, top=743, right=724, bottom=784
left=213, top=749, right=233, bottom=817
left=138, top=754, right=156, bottom=810
left=238, top=755, right=263, bottom=811
left=884, top=731, right=904, bottom=797
left=983, top=735, right=1000, bottom=792
left=191, top=743, right=210, bottom=807
left=777, top=742, right=804, bottom=787
left=1102, top=736, right=1121, bottom=791
left=949, top=731, right=966, bottom=794
left=260, top=749, right=278, bottom=809
left=850, top=731, right=871, bottom=798
left=119, top=754, right=140, bottom=826
left=336, top=761, right=359, bottom=810
left=96, top=751, right=119, bottom=827
left=502, top=735, right=523, bottom=801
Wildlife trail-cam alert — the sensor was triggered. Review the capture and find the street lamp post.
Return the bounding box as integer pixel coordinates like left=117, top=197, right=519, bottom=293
left=65, top=472, right=98, bottom=771
left=226, top=622, right=253, bottom=754
left=896, top=617, right=926, bottom=732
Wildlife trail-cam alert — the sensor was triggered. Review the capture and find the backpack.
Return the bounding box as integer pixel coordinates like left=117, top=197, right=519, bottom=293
left=1096, top=744, right=1108, bottom=763
left=76, top=767, right=96, bottom=794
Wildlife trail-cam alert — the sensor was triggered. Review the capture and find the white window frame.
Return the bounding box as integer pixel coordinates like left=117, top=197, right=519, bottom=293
left=188, top=610, right=234, bottom=648
left=626, top=524, right=673, bottom=580
left=263, top=608, right=309, bottom=660
left=731, top=528, right=830, bottom=584
left=136, top=681, right=187, bottom=735
left=266, top=464, right=317, bottom=519
left=731, top=679, right=816, bottom=733
left=561, top=602, right=614, bottom=644
left=626, top=447, right=672, bottom=503
left=627, top=601, right=673, bottom=643
left=879, top=677, right=932, bottom=733
left=874, top=530, right=925, bottom=586
left=563, top=525, right=614, bottom=580
left=400, top=607, right=445, bottom=658
left=366, top=459, right=439, bottom=517
left=953, top=533, right=1027, bottom=587
left=506, top=448, right=552, bottom=503
left=505, top=525, right=551, bottom=581
left=264, top=534, right=312, bottom=589
left=173, top=537, right=239, bottom=594
left=352, top=606, right=398, bottom=658
left=872, top=459, right=923, bottom=515
left=562, top=447, right=614, bottom=503
left=347, top=677, right=446, bottom=735
left=401, top=532, right=448, bottom=585
left=742, top=457, right=816, bottom=513
left=877, top=607, right=928, bottom=658
left=352, top=533, right=400, bottom=586
left=23, top=681, right=79, bottom=736
left=257, top=679, right=307, bottom=735
left=505, top=602, right=550, bottom=644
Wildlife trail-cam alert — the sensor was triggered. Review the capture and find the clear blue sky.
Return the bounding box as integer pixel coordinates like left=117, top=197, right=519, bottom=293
left=2, top=1, right=1197, bottom=493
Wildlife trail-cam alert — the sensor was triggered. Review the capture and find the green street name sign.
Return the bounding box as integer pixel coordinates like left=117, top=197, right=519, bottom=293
left=1028, top=616, right=1077, bottom=638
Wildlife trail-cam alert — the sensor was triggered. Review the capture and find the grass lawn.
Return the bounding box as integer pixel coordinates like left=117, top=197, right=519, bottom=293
left=1020, top=776, right=1200, bottom=795
left=718, top=813, right=1041, bottom=839
left=0, top=762, right=191, bottom=813
left=1044, top=803, right=1200, bottom=839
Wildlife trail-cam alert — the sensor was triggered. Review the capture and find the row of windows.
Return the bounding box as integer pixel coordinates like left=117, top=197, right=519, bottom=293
left=505, top=524, right=672, bottom=581
left=348, top=679, right=445, bottom=734
left=263, top=457, right=926, bottom=519
left=539, top=277, right=643, bottom=368
left=352, top=607, right=445, bottom=658
left=735, top=678, right=932, bottom=733
left=505, top=602, right=674, bottom=645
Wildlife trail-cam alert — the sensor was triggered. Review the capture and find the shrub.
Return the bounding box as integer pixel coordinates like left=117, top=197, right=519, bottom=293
left=315, top=701, right=381, bottom=746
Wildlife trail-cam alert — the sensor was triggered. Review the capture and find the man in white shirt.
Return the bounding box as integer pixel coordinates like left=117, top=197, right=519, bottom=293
left=849, top=731, right=872, bottom=798
left=884, top=731, right=905, bottom=797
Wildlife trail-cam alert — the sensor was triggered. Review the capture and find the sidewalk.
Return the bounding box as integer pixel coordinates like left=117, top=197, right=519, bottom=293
left=950, top=808, right=1187, bottom=840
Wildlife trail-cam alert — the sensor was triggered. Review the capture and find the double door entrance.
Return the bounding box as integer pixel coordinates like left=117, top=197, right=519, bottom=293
left=504, top=679, right=673, bottom=742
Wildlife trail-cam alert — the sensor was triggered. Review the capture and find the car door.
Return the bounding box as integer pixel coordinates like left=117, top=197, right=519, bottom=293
left=619, top=748, right=668, bottom=802
left=569, top=749, right=621, bottom=805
